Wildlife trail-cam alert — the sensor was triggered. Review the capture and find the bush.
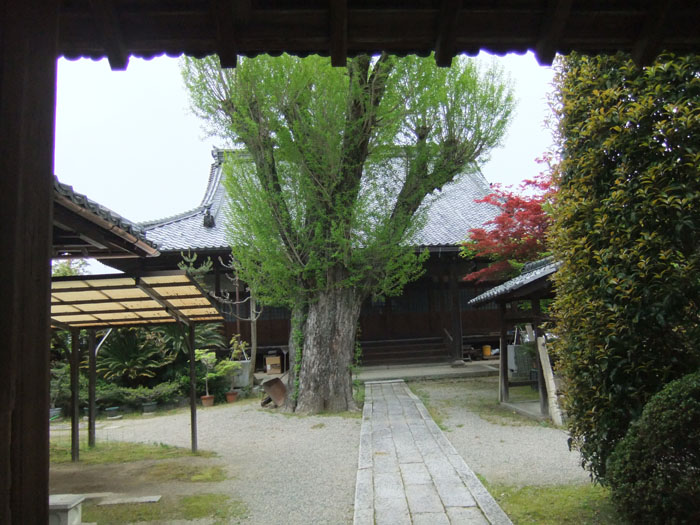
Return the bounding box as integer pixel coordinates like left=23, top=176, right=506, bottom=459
left=96, top=381, right=181, bottom=410
left=607, top=372, right=700, bottom=524
left=550, top=52, right=700, bottom=480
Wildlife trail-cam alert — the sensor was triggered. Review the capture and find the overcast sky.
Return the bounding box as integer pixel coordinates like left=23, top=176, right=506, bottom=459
left=54, top=52, right=554, bottom=271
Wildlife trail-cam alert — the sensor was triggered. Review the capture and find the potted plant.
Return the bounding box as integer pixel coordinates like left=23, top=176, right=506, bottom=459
left=195, top=349, right=218, bottom=406
left=216, top=359, right=241, bottom=403
left=228, top=334, right=251, bottom=390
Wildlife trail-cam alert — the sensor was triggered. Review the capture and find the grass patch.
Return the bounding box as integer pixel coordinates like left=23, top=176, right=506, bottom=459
left=311, top=422, right=326, bottom=429
left=409, top=385, right=449, bottom=431
left=412, top=378, right=552, bottom=428
left=145, top=462, right=227, bottom=483
left=353, top=381, right=365, bottom=406
left=83, top=493, right=247, bottom=524
left=482, top=480, right=626, bottom=524
left=50, top=440, right=214, bottom=465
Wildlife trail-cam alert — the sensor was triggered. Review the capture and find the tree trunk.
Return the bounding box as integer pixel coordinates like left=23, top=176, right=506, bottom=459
left=295, top=270, right=364, bottom=413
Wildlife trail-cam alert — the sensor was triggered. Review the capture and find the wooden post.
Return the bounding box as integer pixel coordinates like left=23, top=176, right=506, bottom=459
left=70, top=330, right=80, bottom=462
left=537, top=336, right=564, bottom=426
left=88, top=330, right=97, bottom=448
left=187, top=324, right=198, bottom=453
left=498, top=302, right=509, bottom=402
left=0, top=1, right=58, bottom=521
left=532, top=300, right=549, bottom=416
left=448, top=263, right=464, bottom=364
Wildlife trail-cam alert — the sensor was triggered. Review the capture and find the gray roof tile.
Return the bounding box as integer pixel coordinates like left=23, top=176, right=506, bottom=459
left=54, top=176, right=156, bottom=250
left=468, top=257, right=561, bottom=305
left=141, top=149, right=499, bottom=252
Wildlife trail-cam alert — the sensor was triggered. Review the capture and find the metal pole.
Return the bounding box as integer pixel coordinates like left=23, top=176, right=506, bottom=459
left=88, top=330, right=96, bottom=448
left=187, top=324, right=198, bottom=452
left=70, top=329, right=80, bottom=462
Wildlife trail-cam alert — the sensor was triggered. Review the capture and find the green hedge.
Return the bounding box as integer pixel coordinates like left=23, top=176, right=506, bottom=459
left=607, top=372, right=700, bottom=524
left=550, top=52, right=700, bottom=481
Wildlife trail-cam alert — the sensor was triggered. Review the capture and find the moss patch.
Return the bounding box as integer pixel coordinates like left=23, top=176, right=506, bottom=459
left=145, top=462, right=227, bottom=483
left=50, top=440, right=214, bottom=465
left=482, top=481, right=626, bottom=524
left=82, top=493, right=247, bottom=524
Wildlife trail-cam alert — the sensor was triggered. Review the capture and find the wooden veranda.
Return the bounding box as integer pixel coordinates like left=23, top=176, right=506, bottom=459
left=3, top=1, right=700, bottom=521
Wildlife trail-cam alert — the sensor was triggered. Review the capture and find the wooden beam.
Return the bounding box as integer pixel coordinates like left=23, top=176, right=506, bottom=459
left=329, top=0, right=347, bottom=67
left=0, top=1, right=58, bottom=520
left=88, top=0, right=129, bottom=70
left=434, top=0, right=461, bottom=67
left=632, top=0, right=672, bottom=67
left=212, top=0, right=238, bottom=68
left=70, top=330, right=80, bottom=462
left=535, top=0, right=573, bottom=66
left=537, top=336, right=564, bottom=426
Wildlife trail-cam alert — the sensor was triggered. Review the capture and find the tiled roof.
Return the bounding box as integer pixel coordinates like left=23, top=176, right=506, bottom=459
left=54, top=176, right=157, bottom=250
left=141, top=149, right=499, bottom=252
left=468, top=257, right=561, bottom=306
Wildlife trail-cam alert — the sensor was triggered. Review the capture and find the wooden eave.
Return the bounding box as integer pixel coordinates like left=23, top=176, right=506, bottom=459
left=53, top=191, right=160, bottom=260
left=58, top=1, right=700, bottom=71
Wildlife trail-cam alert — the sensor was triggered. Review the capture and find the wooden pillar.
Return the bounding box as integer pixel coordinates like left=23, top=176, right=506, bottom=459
left=187, top=324, right=198, bottom=453
left=0, top=1, right=58, bottom=521
left=448, top=263, right=464, bottom=364
left=498, top=302, right=509, bottom=403
left=88, top=330, right=97, bottom=448
left=532, top=300, right=549, bottom=416
left=70, top=330, right=80, bottom=462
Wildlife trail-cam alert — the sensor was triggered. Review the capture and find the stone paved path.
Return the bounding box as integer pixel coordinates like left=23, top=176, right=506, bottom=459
left=354, top=380, right=512, bottom=525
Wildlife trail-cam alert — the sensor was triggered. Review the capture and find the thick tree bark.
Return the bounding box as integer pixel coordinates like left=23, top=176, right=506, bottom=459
left=295, top=268, right=364, bottom=413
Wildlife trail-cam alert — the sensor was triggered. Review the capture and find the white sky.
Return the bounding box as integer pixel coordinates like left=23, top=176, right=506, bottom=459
left=54, top=52, right=554, bottom=272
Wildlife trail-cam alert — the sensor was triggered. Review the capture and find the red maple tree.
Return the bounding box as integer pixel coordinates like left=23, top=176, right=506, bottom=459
left=462, top=165, right=554, bottom=283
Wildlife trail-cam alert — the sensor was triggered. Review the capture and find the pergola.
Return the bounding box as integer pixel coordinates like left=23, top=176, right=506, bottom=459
left=51, top=271, right=224, bottom=461
left=2, top=1, right=700, bottom=521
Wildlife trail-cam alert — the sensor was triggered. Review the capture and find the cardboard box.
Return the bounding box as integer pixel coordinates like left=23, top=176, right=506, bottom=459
left=265, top=356, right=282, bottom=374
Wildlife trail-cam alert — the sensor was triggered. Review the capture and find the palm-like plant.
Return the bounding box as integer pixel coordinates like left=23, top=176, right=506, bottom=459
left=98, top=328, right=175, bottom=385
left=157, top=323, right=225, bottom=355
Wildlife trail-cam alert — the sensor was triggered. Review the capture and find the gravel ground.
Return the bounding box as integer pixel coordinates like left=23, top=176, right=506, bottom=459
left=410, top=377, right=591, bottom=487
left=89, top=399, right=362, bottom=524
left=52, top=377, right=588, bottom=523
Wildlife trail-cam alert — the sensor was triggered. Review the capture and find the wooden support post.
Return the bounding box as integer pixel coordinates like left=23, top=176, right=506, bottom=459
left=532, top=300, right=549, bottom=416
left=498, top=302, right=509, bottom=403
left=537, top=336, right=564, bottom=426
left=70, top=330, right=80, bottom=462
left=449, top=263, right=464, bottom=365
left=187, top=324, right=198, bottom=453
left=88, top=330, right=97, bottom=448
left=0, top=1, right=58, bottom=520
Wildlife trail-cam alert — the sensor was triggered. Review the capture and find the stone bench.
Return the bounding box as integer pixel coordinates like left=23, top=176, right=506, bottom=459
left=49, top=494, right=85, bottom=525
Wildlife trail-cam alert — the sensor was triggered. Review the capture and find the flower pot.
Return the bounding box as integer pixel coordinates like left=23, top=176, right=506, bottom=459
left=225, top=391, right=239, bottom=403
left=142, top=401, right=157, bottom=413
left=200, top=394, right=215, bottom=407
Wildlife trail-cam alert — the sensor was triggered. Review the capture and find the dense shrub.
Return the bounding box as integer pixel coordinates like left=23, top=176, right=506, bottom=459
left=550, top=52, right=700, bottom=481
left=96, top=381, right=182, bottom=409
left=607, top=372, right=700, bottom=524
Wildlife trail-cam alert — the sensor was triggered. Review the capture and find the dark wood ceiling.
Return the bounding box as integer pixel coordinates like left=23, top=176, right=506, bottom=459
left=59, top=1, right=700, bottom=71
